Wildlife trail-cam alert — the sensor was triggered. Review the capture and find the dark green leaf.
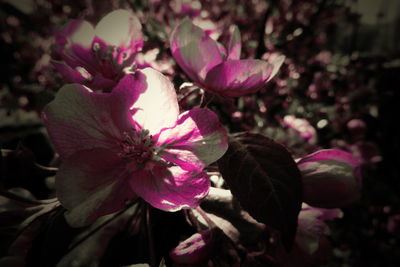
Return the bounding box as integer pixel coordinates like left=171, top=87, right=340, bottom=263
left=217, top=132, right=303, bottom=251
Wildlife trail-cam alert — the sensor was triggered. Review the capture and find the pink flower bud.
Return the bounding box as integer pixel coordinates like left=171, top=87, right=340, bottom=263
left=347, top=119, right=367, bottom=139
left=297, top=149, right=362, bottom=208
left=283, top=204, right=341, bottom=266
left=169, top=229, right=217, bottom=265
left=282, top=115, right=317, bottom=144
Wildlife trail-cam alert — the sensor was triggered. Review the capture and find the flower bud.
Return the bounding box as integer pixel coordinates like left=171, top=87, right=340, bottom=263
left=169, top=229, right=218, bottom=264
left=347, top=119, right=367, bottom=139
left=283, top=204, right=342, bottom=267
left=283, top=115, right=317, bottom=144
left=297, top=149, right=362, bottom=208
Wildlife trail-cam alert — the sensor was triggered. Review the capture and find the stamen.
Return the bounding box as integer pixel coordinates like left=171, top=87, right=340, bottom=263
left=118, top=130, right=156, bottom=165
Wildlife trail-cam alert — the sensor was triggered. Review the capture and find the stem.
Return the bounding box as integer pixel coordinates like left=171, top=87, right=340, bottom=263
left=198, top=89, right=206, bottom=107
left=185, top=209, right=202, bottom=231
left=195, top=206, right=216, bottom=228
left=200, top=92, right=216, bottom=108
left=146, top=204, right=157, bottom=267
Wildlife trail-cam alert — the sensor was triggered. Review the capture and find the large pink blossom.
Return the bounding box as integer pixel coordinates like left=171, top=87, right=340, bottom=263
left=52, top=9, right=143, bottom=91
left=42, top=68, right=228, bottom=227
left=170, top=18, right=284, bottom=97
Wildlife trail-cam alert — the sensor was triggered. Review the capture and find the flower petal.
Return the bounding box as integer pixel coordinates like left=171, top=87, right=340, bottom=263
left=55, top=19, right=96, bottom=71
left=204, top=57, right=284, bottom=97
left=296, top=205, right=342, bottom=255
left=299, top=149, right=359, bottom=167
left=89, top=73, right=118, bottom=91
left=170, top=18, right=224, bottom=84
left=296, top=209, right=327, bottom=255
left=297, top=149, right=362, bottom=208
left=130, top=68, right=179, bottom=135
left=227, top=25, right=241, bottom=60
left=95, top=9, right=142, bottom=51
left=129, top=163, right=210, bottom=211
left=42, top=75, right=139, bottom=158
left=57, top=19, right=94, bottom=49
left=156, top=108, right=228, bottom=171
left=56, top=149, right=135, bottom=227
left=51, top=60, right=88, bottom=83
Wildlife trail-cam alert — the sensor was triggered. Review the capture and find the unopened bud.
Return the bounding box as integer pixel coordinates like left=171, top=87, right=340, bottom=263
left=297, top=149, right=362, bottom=208
left=169, top=228, right=219, bottom=264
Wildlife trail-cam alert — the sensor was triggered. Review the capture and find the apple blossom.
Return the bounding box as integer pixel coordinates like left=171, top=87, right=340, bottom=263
left=52, top=9, right=143, bottom=91
left=170, top=18, right=284, bottom=97
left=42, top=68, right=228, bottom=227
left=283, top=115, right=317, bottom=145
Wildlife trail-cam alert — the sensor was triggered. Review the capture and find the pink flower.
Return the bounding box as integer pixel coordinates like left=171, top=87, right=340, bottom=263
left=282, top=115, right=317, bottom=144
left=283, top=203, right=342, bottom=266
left=297, top=149, right=362, bottom=208
left=296, top=203, right=342, bottom=256
left=347, top=119, right=367, bottom=140
left=52, top=9, right=143, bottom=91
left=42, top=68, right=228, bottom=227
left=170, top=18, right=284, bottom=97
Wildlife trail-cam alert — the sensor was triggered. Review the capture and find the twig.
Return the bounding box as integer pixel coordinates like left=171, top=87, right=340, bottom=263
left=195, top=206, right=216, bottom=228
left=146, top=204, right=157, bottom=267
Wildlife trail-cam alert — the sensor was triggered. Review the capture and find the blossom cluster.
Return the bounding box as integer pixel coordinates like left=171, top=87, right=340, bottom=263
left=0, top=3, right=369, bottom=266
left=41, top=7, right=363, bottom=263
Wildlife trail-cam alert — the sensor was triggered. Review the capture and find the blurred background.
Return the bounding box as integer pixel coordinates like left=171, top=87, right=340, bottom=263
left=0, top=0, right=399, bottom=266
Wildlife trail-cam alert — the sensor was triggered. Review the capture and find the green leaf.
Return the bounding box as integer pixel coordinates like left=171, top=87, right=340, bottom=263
left=217, top=132, right=303, bottom=251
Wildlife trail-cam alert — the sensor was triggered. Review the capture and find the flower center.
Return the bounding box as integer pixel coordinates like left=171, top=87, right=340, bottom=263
left=118, top=129, right=155, bottom=165
left=92, top=42, right=135, bottom=79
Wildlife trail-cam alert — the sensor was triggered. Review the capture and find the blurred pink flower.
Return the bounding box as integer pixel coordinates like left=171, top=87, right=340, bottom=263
left=347, top=119, right=367, bottom=140
left=349, top=141, right=382, bottom=164
left=283, top=115, right=317, bottom=145
left=52, top=9, right=143, bottom=91
left=170, top=18, right=284, bottom=97
left=171, top=0, right=202, bottom=18
left=42, top=68, right=228, bottom=227
left=297, top=149, right=362, bottom=208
